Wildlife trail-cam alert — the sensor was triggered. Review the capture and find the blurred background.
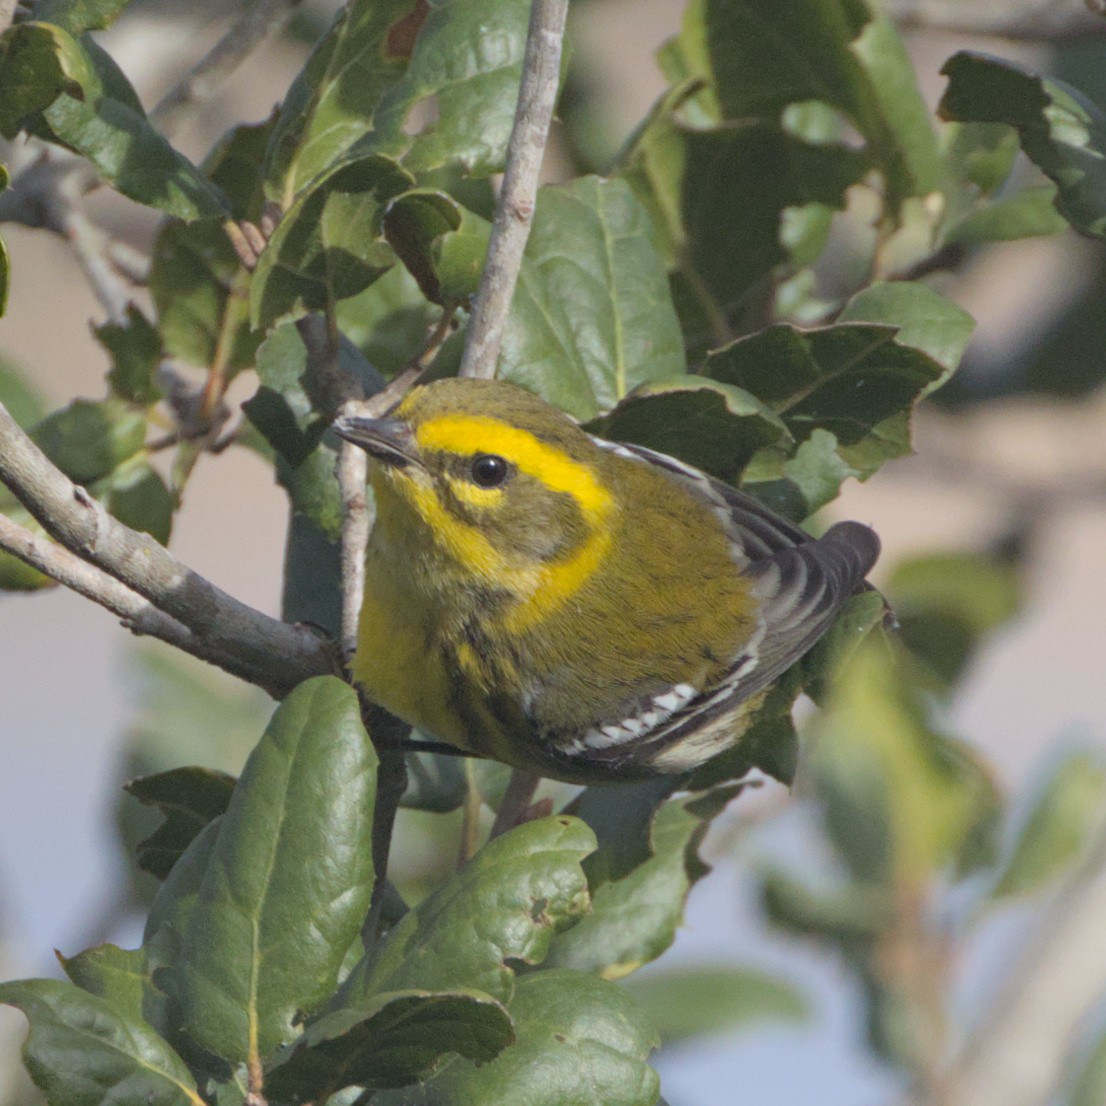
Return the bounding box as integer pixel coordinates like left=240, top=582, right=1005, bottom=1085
left=3, top=1, right=1106, bottom=1103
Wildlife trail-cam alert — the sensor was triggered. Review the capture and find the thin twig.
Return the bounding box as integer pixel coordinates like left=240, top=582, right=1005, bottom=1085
left=150, top=0, right=306, bottom=138
left=942, top=817, right=1106, bottom=1106
left=885, top=0, right=1106, bottom=40
left=0, top=402, right=339, bottom=698
left=457, top=0, right=569, bottom=380
left=337, top=411, right=369, bottom=660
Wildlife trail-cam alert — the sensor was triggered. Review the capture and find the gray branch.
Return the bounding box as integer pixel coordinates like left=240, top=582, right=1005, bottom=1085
left=886, top=0, right=1106, bottom=40
left=0, top=513, right=200, bottom=652
left=150, top=0, right=306, bottom=137
left=0, top=402, right=339, bottom=698
left=457, top=0, right=570, bottom=380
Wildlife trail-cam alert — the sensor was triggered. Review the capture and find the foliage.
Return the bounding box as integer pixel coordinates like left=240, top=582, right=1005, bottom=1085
left=2, top=0, right=1106, bottom=1104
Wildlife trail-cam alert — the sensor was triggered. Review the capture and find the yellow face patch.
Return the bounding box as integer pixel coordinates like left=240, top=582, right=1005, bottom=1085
left=415, top=414, right=613, bottom=522
left=380, top=412, right=616, bottom=633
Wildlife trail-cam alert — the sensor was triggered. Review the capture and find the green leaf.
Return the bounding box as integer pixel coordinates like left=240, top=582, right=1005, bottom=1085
left=709, top=283, right=973, bottom=494
left=246, top=321, right=386, bottom=466
left=341, top=815, right=595, bottom=1005
left=374, top=969, right=659, bottom=1106
left=0, top=978, right=205, bottom=1106
left=92, top=457, right=174, bottom=545
left=801, top=590, right=889, bottom=704
left=32, top=0, right=136, bottom=34
left=945, top=185, right=1070, bottom=247
left=149, top=119, right=275, bottom=371
left=0, top=355, right=47, bottom=428
left=940, top=52, right=1106, bottom=239
left=691, top=0, right=938, bottom=211
left=887, top=552, right=1021, bottom=689
left=623, top=965, right=808, bottom=1045
left=369, top=0, right=532, bottom=177
left=547, top=787, right=743, bottom=979
left=334, top=263, right=438, bottom=377
left=124, top=767, right=237, bottom=880
left=95, top=305, right=164, bottom=405
left=382, top=188, right=489, bottom=308
left=251, top=153, right=410, bottom=331
left=264, top=0, right=422, bottom=204
left=31, top=399, right=145, bottom=484
left=58, top=943, right=147, bottom=1022
left=176, top=677, right=377, bottom=1065
left=808, top=642, right=1001, bottom=884
left=992, top=750, right=1106, bottom=901
left=587, top=377, right=790, bottom=483
left=0, top=23, right=227, bottom=220
left=620, top=115, right=867, bottom=342
left=266, top=989, right=514, bottom=1097
left=499, top=176, right=686, bottom=419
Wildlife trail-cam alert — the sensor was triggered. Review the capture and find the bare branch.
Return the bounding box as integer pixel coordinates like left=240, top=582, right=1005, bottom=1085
left=150, top=0, right=306, bottom=138
left=0, top=513, right=198, bottom=650
left=0, top=0, right=17, bottom=34
left=886, top=0, right=1106, bottom=40
left=943, top=820, right=1106, bottom=1106
left=458, top=0, right=569, bottom=380
left=0, top=402, right=339, bottom=698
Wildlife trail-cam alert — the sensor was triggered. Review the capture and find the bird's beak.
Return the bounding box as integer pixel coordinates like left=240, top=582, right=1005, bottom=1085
left=332, top=415, right=419, bottom=469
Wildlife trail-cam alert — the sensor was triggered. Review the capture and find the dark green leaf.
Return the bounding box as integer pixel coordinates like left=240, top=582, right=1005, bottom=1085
left=374, top=969, right=659, bottom=1106
left=177, top=677, right=377, bottom=1064
left=124, top=767, right=237, bottom=880
left=95, top=305, right=164, bottom=405
left=31, top=399, right=145, bottom=484
left=334, top=264, right=438, bottom=377
left=688, top=0, right=938, bottom=211
left=992, top=750, right=1106, bottom=900
left=400, top=743, right=468, bottom=812
left=547, top=787, right=744, bottom=979
left=251, top=153, right=410, bottom=331
left=620, top=117, right=867, bottom=342
left=246, top=322, right=385, bottom=466
left=709, top=283, right=972, bottom=495
left=264, top=0, right=421, bottom=204
left=341, top=815, right=595, bottom=1005
left=266, top=989, right=513, bottom=1098
left=0, top=24, right=227, bottom=220
left=92, top=458, right=173, bottom=545
left=500, top=176, right=685, bottom=419
left=0, top=978, right=205, bottom=1106
left=382, top=189, right=489, bottom=308
left=368, top=0, right=531, bottom=177
left=587, top=377, right=790, bottom=483
left=280, top=506, right=342, bottom=636
left=623, top=965, right=808, bottom=1045
left=940, top=52, right=1106, bottom=239
left=58, top=943, right=146, bottom=1022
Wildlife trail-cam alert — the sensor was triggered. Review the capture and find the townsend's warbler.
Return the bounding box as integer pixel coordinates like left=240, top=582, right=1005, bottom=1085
left=336, top=378, right=879, bottom=784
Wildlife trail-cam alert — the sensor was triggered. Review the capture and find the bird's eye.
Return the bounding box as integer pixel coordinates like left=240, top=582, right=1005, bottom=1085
left=470, top=453, right=509, bottom=488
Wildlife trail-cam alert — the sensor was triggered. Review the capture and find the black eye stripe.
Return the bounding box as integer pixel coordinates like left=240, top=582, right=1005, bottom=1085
left=471, top=454, right=509, bottom=488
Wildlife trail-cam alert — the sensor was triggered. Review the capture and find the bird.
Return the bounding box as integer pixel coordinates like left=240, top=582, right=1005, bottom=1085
left=335, top=377, right=880, bottom=785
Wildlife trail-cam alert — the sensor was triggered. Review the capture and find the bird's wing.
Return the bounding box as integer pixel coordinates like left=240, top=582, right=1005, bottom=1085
left=566, top=439, right=880, bottom=773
